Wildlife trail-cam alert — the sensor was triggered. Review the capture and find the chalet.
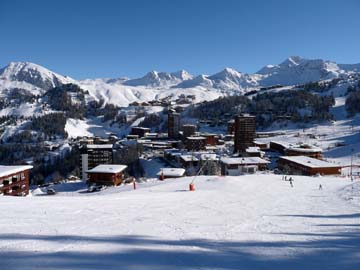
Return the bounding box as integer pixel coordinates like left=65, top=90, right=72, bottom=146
left=0, top=165, right=33, bottom=196
left=220, top=157, right=270, bottom=176
left=157, top=168, right=186, bottom=180
left=86, top=164, right=127, bottom=186
left=278, top=156, right=342, bottom=176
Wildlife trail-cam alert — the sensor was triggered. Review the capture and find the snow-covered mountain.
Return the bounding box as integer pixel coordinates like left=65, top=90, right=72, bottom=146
left=123, top=70, right=193, bottom=87
left=256, top=56, right=347, bottom=86
left=0, top=56, right=359, bottom=107
left=0, top=62, right=75, bottom=96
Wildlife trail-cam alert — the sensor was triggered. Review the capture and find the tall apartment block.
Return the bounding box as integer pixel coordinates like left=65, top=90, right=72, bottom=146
left=234, top=114, right=256, bottom=153
left=168, top=109, right=180, bottom=139
left=80, top=144, right=114, bottom=181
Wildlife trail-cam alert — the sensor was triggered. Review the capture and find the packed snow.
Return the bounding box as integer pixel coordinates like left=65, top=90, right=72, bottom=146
left=0, top=174, right=359, bottom=270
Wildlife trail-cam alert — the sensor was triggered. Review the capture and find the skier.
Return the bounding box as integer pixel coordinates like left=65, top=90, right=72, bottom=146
left=289, top=177, right=293, bottom=187
left=319, top=184, right=322, bottom=190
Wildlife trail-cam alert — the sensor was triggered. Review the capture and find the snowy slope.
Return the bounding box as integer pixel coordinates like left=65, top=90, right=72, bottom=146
left=0, top=174, right=359, bottom=270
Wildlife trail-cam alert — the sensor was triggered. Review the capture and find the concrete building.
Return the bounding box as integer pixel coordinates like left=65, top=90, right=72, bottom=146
left=186, top=136, right=206, bottom=151
left=168, top=109, right=180, bottom=139
left=87, top=164, right=127, bottom=186
left=234, top=114, right=256, bottom=153
left=80, top=144, right=114, bottom=181
left=220, top=157, right=269, bottom=175
left=182, top=124, right=197, bottom=139
left=0, top=165, right=33, bottom=196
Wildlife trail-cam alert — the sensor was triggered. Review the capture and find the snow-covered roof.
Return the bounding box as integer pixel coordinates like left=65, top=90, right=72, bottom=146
left=279, top=156, right=341, bottom=168
left=87, top=144, right=113, bottom=149
left=270, top=141, right=289, bottom=147
left=187, top=136, right=206, bottom=140
left=286, top=146, right=322, bottom=153
left=86, top=164, right=127, bottom=174
left=200, top=153, right=218, bottom=161
left=0, top=165, right=33, bottom=178
left=180, top=155, right=199, bottom=162
left=157, top=168, right=186, bottom=177
left=246, top=147, right=261, bottom=153
left=220, top=157, right=270, bottom=165
left=132, top=127, right=150, bottom=130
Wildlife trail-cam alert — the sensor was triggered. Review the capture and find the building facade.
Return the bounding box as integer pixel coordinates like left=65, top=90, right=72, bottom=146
left=234, top=114, right=256, bottom=153
left=168, top=110, right=180, bottom=139
left=80, top=144, right=114, bottom=181
left=87, top=164, right=127, bottom=186
left=182, top=124, right=197, bottom=139
left=186, top=137, right=206, bottom=151
left=278, top=156, right=342, bottom=176
left=0, top=165, right=33, bottom=196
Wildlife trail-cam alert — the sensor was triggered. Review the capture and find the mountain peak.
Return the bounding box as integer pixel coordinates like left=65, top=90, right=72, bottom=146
left=281, top=56, right=304, bottom=67
left=0, top=61, right=74, bottom=90
left=171, top=70, right=193, bottom=80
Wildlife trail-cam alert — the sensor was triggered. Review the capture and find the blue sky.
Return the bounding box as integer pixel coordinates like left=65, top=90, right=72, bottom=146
left=0, top=0, right=359, bottom=79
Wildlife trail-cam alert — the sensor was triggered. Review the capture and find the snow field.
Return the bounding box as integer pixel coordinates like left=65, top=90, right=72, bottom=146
left=0, top=174, right=359, bottom=269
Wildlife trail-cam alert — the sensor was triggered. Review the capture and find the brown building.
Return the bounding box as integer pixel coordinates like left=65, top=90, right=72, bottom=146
left=186, top=136, right=206, bottom=151
left=0, top=165, right=33, bottom=196
left=168, top=110, right=180, bottom=139
left=130, top=127, right=151, bottom=138
left=87, top=164, right=127, bottom=186
left=80, top=144, right=114, bottom=181
left=234, top=114, right=256, bottom=153
left=278, top=156, right=342, bottom=176
left=202, top=133, right=218, bottom=146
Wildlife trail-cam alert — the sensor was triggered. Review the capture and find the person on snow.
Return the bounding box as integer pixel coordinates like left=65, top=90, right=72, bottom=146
left=289, top=177, right=293, bottom=187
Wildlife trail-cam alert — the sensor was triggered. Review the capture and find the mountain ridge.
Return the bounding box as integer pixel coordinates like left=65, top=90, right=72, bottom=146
left=1, top=56, right=359, bottom=106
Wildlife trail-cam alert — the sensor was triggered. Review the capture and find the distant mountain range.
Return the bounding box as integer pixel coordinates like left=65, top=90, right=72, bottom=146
left=1, top=56, right=359, bottom=106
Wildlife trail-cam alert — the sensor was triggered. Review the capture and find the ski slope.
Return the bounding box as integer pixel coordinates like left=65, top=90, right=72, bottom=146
left=0, top=174, right=359, bottom=270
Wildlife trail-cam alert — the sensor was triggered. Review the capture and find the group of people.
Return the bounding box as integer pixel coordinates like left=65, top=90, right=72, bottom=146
left=282, top=175, right=323, bottom=190
left=282, top=175, right=294, bottom=187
